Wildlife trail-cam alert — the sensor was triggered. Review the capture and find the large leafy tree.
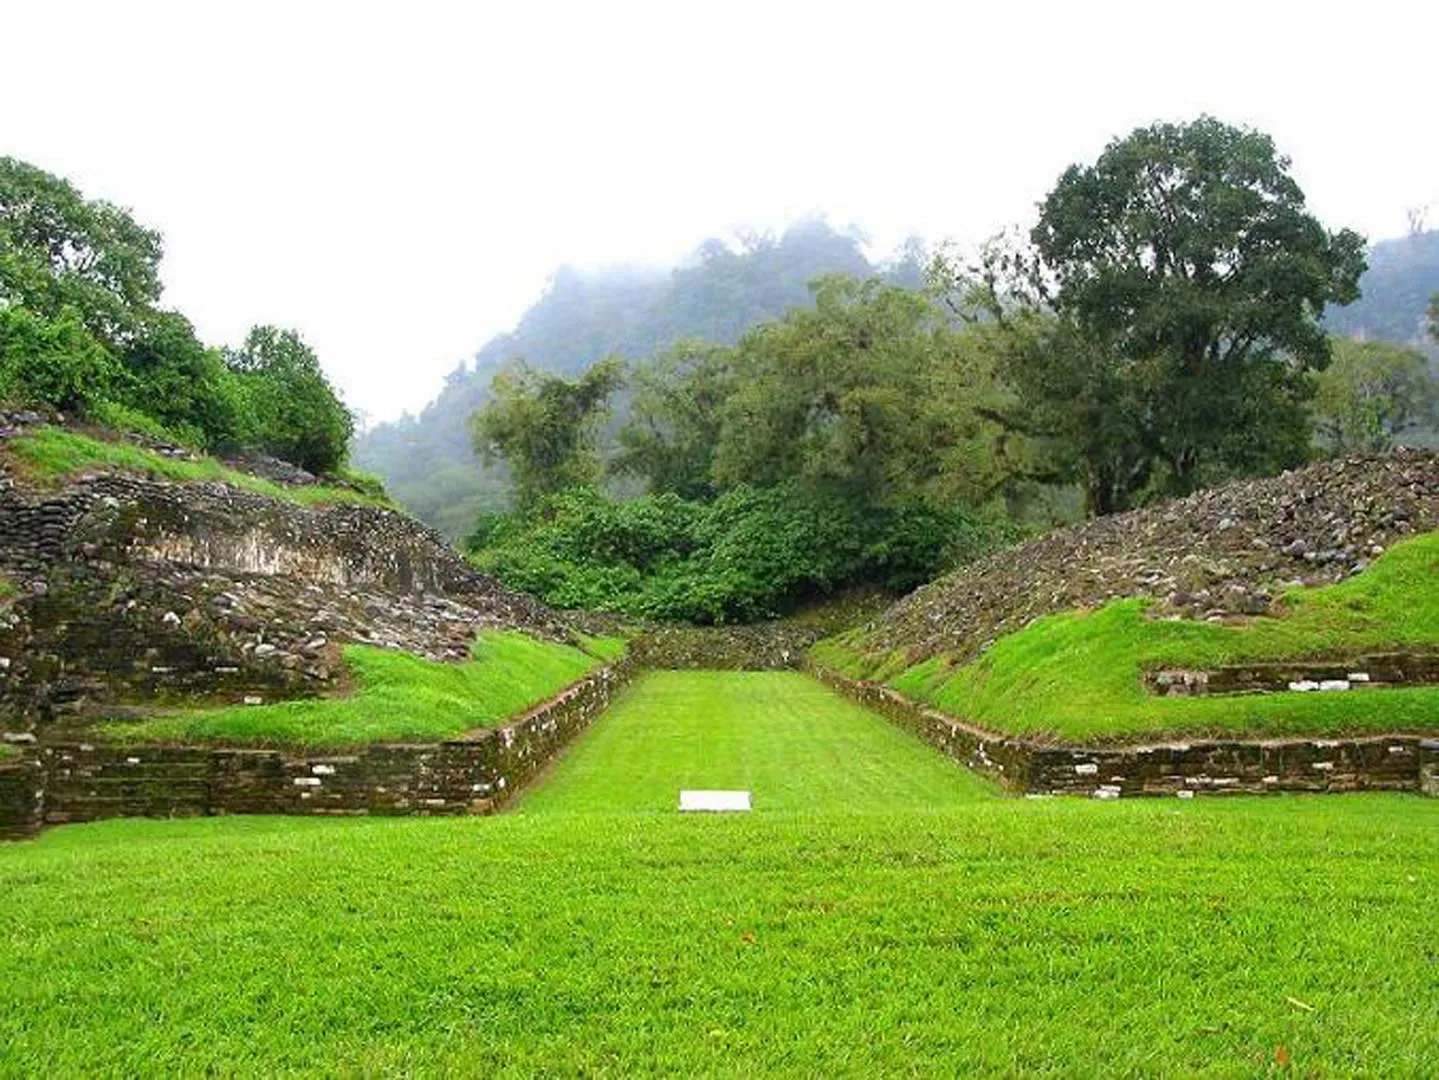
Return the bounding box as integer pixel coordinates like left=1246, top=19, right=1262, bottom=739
left=1313, top=339, right=1438, bottom=453
left=1029, top=116, right=1367, bottom=512
left=0, top=156, right=163, bottom=346
left=471, top=358, right=624, bottom=510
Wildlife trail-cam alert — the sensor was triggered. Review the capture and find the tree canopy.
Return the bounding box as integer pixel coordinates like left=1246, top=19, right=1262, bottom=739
left=471, top=358, right=625, bottom=510
left=0, top=156, right=163, bottom=346
left=988, top=116, right=1368, bottom=512
left=1312, top=339, right=1437, bottom=453
left=0, top=156, right=356, bottom=475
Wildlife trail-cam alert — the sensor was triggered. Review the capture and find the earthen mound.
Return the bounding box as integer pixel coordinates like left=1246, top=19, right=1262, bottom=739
left=866, top=451, right=1439, bottom=664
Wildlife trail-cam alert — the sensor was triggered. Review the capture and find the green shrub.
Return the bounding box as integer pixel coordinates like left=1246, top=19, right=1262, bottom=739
left=88, top=398, right=194, bottom=445
left=471, top=485, right=1013, bottom=624
left=0, top=306, right=118, bottom=414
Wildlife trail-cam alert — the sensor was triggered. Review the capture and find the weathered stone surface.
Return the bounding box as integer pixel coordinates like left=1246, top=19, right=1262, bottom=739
left=868, top=450, right=1439, bottom=667
left=813, top=666, right=1435, bottom=799
left=0, top=757, right=44, bottom=839
left=1147, top=652, right=1439, bottom=696
left=628, top=623, right=822, bottom=670
left=0, top=412, right=574, bottom=730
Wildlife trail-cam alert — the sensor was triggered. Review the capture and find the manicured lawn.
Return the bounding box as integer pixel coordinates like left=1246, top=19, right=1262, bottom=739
left=5, top=425, right=387, bottom=508
left=103, top=631, right=622, bottom=747
left=518, top=670, right=995, bottom=813
left=0, top=797, right=1435, bottom=1076
left=815, top=529, right=1439, bottom=744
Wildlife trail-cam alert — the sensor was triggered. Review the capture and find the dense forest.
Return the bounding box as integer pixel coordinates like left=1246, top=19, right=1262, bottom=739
left=352, top=221, right=925, bottom=537
left=443, top=119, right=1437, bottom=623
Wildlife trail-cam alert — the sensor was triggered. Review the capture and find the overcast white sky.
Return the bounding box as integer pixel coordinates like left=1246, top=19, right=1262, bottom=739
left=4, top=1, right=1436, bottom=423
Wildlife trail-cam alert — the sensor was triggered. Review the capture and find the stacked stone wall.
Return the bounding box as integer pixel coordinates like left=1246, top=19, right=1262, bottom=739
left=813, top=666, right=1437, bottom=799
left=0, top=658, right=634, bottom=839
left=629, top=624, right=823, bottom=670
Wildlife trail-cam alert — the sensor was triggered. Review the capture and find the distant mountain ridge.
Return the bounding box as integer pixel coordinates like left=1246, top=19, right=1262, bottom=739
left=353, top=220, right=917, bottom=538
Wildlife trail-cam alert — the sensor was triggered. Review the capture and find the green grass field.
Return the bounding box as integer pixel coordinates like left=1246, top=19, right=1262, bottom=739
left=2, top=671, right=1437, bottom=1076
left=518, top=671, right=996, bottom=813
left=104, top=631, right=622, bottom=747
left=815, top=529, right=1439, bottom=744
left=5, top=425, right=387, bottom=508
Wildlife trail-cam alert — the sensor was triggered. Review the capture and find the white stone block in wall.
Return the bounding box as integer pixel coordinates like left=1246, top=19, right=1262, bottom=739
left=1318, top=679, right=1351, bottom=692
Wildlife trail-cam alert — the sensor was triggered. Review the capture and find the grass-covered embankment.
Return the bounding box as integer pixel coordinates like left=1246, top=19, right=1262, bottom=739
left=104, top=631, right=624, bottom=747
left=4, top=425, right=388, bottom=509
left=814, top=529, right=1439, bottom=744
left=519, top=670, right=994, bottom=813
left=1, top=797, right=1435, bottom=1076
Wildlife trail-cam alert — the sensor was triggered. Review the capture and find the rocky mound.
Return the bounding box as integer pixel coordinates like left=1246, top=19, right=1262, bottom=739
left=865, top=450, right=1439, bottom=664
left=0, top=414, right=570, bottom=736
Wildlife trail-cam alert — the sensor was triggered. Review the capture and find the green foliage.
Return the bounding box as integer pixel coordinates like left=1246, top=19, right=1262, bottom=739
left=979, top=116, right=1369, bottom=514
left=331, top=465, right=390, bottom=501
left=709, top=276, right=1015, bottom=507
left=1313, top=338, right=1437, bottom=452
left=1429, top=291, right=1438, bottom=343
left=5, top=426, right=384, bottom=508
left=223, top=325, right=354, bottom=473
left=471, top=358, right=624, bottom=510
left=353, top=221, right=906, bottom=537
left=471, top=273, right=1033, bottom=622
left=87, top=398, right=193, bottom=444
left=0, top=156, right=162, bottom=347
left=106, top=630, right=620, bottom=747
left=115, top=309, right=244, bottom=448
left=472, top=484, right=1014, bottom=623
left=0, top=306, right=118, bottom=413
left=0, top=157, right=354, bottom=472
left=816, top=529, right=1439, bottom=744
left=614, top=340, right=734, bottom=499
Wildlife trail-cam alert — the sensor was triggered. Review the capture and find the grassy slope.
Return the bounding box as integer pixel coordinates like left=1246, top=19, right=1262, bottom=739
left=815, top=529, right=1439, bottom=744
left=519, top=671, right=995, bottom=813
left=0, top=798, right=1433, bottom=1076
left=105, top=631, right=623, bottom=747
left=5, top=426, right=387, bottom=509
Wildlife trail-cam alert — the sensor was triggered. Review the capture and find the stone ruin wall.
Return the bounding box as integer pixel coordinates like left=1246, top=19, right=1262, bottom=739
left=625, top=623, right=823, bottom=670
left=0, top=657, right=636, bottom=840
left=0, top=419, right=565, bottom=734
left=812, top=667, right=1439, bottom=800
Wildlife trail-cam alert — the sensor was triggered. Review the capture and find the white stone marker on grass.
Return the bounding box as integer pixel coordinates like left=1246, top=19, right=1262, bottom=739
left=679, top=790, right=751, bottom=812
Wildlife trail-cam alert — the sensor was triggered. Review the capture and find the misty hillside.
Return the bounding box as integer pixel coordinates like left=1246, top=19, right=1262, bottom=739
left=353, top=220, right=918, bottom=538
left=1325, top=229, right=1439, bottom=350
left=357, top=223, right=1438, bottom=540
